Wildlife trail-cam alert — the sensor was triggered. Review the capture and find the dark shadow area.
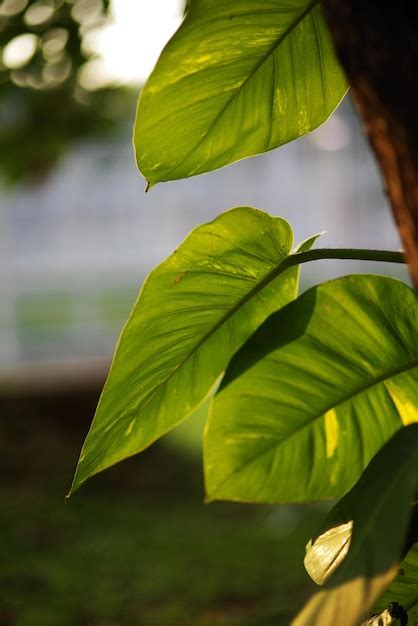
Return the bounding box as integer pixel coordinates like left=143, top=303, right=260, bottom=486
left=220, top=287, right=317, bottom=392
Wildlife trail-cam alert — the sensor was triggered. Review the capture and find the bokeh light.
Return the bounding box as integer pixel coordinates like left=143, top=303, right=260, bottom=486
left=82, top=0, right=184, bottom=86
left=3, top=32, right=38, bottom=68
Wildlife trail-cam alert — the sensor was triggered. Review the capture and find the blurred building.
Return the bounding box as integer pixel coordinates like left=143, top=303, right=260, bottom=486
left=0, top=98, right=406, bottom=374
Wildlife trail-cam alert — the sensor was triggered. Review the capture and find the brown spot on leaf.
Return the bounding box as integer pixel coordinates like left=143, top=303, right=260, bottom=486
left=174, top=272, right=186, bottom=284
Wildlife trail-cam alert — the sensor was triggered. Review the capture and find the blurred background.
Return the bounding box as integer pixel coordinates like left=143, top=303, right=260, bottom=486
left=0, top=1, right=410, bottom=625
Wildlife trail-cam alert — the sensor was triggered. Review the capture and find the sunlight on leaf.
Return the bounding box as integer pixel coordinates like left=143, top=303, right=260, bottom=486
left=71, top=207, right=319, bottom=493
left=135, top=0, right=347, bottom=185
left=205, top=276, right=418, bottom=503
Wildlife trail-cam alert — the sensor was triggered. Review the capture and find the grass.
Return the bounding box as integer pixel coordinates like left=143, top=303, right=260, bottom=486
left=0, top=388, right=324, bottom=626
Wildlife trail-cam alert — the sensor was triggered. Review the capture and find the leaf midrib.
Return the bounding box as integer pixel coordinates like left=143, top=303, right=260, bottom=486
left=210, top=356, right=418, bottom=497
left=117, top=246, right=294, bottom=424
left=161, top=0, right=319, bottom=179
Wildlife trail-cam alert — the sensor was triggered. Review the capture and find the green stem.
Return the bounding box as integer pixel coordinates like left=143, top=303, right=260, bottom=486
left=287, top=248, right=406, bottom=270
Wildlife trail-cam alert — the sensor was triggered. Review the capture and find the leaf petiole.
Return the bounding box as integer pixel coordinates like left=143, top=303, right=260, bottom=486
left=286, top=247, right=406, bottom=269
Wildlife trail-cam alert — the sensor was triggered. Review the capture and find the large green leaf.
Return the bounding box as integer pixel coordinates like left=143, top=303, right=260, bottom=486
left=134, top=0, right=347, bottom=186
left=205, top=276, right=418, bottom=503
left=71, top=207, right=317, bottom=493
left=292, top=424, right=418, bottom=626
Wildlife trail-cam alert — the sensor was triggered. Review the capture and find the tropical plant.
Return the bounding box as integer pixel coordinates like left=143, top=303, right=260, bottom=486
left=70, top=2, right=418, bottom=624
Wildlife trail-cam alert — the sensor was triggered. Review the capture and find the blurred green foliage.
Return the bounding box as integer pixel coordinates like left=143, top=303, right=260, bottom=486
left=0, top=394, right=321, bottom=626
left=0, top=0, right=132, bottom=183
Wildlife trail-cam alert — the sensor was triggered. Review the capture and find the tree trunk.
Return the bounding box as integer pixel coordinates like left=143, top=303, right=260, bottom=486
left=321, top=1, right=418, bottom=291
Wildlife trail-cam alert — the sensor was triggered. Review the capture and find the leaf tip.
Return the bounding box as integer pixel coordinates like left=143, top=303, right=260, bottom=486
left=67, top=465, right=87, bottom=498
left=144, top=180, right=152, bottom=193
left=203, top=486, right=216, bottom=504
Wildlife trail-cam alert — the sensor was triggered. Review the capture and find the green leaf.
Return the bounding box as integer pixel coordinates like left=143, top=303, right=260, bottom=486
left=71, top=207, right=318, bottom=493
left=374, top=541, right=418, bottom=621
left=134, top=0, right=347, bottom=186
left=292, top=424, right=418, bottom=626
left=306, top=507, right=418, bottom=608
left=205, top=276, right=418, bottom=503
left=304, top=509, right=418, bottom=593
left=304, top=520, right=353, bottom=586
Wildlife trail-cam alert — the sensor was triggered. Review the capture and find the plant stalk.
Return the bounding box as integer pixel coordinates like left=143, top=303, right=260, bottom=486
left=288, top=248, right=406, bottom=268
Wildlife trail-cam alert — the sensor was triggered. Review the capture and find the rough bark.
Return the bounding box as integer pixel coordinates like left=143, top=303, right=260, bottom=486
left=321, top=1, right=418, bottom=291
